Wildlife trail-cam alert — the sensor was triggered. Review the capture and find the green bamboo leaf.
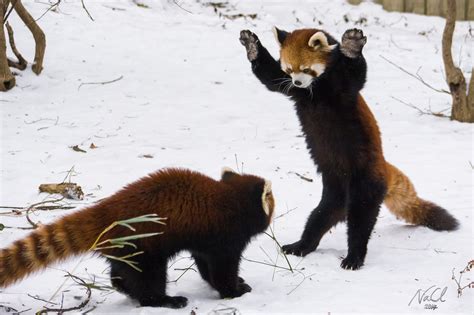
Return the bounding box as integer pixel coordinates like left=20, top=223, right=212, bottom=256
left=108, top=232, right=162, bottom=244
left=117, top=222, right=137, bottom=231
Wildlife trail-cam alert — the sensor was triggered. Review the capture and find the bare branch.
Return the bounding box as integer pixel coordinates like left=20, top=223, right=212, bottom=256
left=78, top=75, right=123, bottom=90
left=391, top=96, right=449, bottom=118
left=81, top=0, right=94, bottom=21
left=380, top=55, right=450, bottom=94
left=6, top=22, right=27, bottom=70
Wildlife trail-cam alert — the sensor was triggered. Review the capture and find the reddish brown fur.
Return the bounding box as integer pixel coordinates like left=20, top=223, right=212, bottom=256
left=280, top=29, right=332, bottom=73
left=0, top=168, right=274, bottom=288
left=280, top=30, right=453, bottom=230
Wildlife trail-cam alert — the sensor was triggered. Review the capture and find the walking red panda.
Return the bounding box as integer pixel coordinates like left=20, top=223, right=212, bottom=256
left=240, top=27, right=458, bottom=270
left=0, top=167, right=275, bottom=308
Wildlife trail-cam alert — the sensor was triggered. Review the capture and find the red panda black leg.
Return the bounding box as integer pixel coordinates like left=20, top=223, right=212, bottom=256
left=109, top=255, right=188, bottom=309
left=192, top=253, right=211, bottom=283
left=341, top=177, right=386, bottom=270
left=193, top=252, right=248, bottom=290
left=207, top=252, right=251, bottom=299
left=282, top=176, right=347, bottom=257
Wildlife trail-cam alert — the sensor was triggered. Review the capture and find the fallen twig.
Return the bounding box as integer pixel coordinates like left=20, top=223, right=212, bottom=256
left=264, top=226, right=294, bottom=272
left=391, top=96, right=449, bottom=118
left=37, top=272, right=92, bottom=314
left=35, top=0, right=62, bottom=22
left=78, top=75, right=123, bottom=90
left=274, top=205, right=298, bottom=220
left=81, top=0, right=94, bottom=21
left=71, top=145, right=87, bottom=153
left=168, top=262, right=196, bottom=283
left=172, top=0, right=192, bottom=14
left=380, top=55, right=450, bottom=94
left=289, top=171, right=313, bottom=182
left=25, top=197, right=65, bottom=228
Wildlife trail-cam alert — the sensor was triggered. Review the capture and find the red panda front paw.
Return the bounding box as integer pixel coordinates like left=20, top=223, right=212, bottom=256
left=340, top=254, right=364, bottom=270
left=239, top=30, right=260, bottom=61
left=281, top=240, right=317, bottom=257
left=219, top=282, right=252, bottom=299
left=340, top=28, right=367, bottom=58
left=236, top=282, right=252, bottom=297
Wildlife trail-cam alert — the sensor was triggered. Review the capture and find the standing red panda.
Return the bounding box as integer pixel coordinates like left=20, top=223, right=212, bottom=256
left=0, top=167, right=275, bottom=308
left=239, top=28, right=458, bottom=270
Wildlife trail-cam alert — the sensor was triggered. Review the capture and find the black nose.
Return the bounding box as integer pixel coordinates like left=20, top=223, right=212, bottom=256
left=294, top=80, right=302, bottom=86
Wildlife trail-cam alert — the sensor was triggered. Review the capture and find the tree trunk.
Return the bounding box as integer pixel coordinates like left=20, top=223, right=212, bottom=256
left=0, top=0, right=16, bottom=91
left=442, top=0, right=473, bottom=122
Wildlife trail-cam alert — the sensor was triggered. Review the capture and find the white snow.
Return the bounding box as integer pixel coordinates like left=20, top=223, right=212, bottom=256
left=0, top=0, right=473, bottom=314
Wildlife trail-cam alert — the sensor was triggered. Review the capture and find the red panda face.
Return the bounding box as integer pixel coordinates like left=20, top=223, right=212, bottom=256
left=273, top=27, right=336, bottom=89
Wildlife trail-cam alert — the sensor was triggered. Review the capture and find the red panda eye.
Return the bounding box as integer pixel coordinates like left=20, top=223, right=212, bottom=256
left=286, top=69, right=293, bottom=74
left=303, top=68, right=311, bottom=74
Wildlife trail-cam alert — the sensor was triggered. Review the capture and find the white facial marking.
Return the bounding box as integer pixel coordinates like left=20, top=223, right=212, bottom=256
left=291, top=72, right=313, bottom=88
left=261, top=180, right=272, bottom=217
left=311, top=63, right=326, bottom=77
left=281, top=61, right=292, bottom=73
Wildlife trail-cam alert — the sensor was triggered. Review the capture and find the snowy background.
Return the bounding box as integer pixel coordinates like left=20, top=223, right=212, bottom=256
left=0, top=0, right=473, bottom=314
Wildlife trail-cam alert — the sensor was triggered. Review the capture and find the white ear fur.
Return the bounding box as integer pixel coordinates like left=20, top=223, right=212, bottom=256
left=272, top=26, right=281, bottom=47
left=221, top=167, right=237, bottom=177
left=308, top=31, right=329, bottom=49
left=261, top=180, right=272, bottom=217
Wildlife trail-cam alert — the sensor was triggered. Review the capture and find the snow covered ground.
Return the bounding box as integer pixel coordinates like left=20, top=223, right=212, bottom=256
left=0, top=0, right=472, bottom=313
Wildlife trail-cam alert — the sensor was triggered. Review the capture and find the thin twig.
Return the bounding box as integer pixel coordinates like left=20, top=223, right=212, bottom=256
left=27, top=294, right=59, bottom=306
left=24, top=197, right=65, bottom=228
left=390, top=34, right=412, bottom=52
left=3, top=0, right=19, bottom=23
left=265, top=226, right=294, bottom=272
left=274, top=206, right=298, bottom=220
left=2, top=225, right=34, bottom=230
left=37, top=272, right=92, bottom=314
left=380, top=55, right=450, bottom=94
left=290, top=172, right=313, bottom=182
left=78, top=75, right=123, bottom=90
left=451, top=260, right=474, bottom=297
left=168, top=262, right=196, bottom=283
left=286, top=272, right=317, bottom=296
left=172, top=0, right=193, bottom=14
left=391, top=96, right=449, bottom=118
left=35, top=0, right=62, bottom=22
left=81, top=0, right=94, bottom=21
left=242, top=257, right=293, bottom=271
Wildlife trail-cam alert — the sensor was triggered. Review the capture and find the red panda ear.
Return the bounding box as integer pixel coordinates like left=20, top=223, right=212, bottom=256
left=221, top=167, right=239, bottom=182
left=272, top=26, right=289, bottom=46
left=308, top=31, right=337, bottom=51
left=261, top=179, right=273, bottom=218
left=308, top=32, right=329, bottom=49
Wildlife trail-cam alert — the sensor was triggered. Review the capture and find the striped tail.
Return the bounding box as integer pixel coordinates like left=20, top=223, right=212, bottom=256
left=0, top=208, right=102, bottom=288
left=384, top=162, right=459, bottom=231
